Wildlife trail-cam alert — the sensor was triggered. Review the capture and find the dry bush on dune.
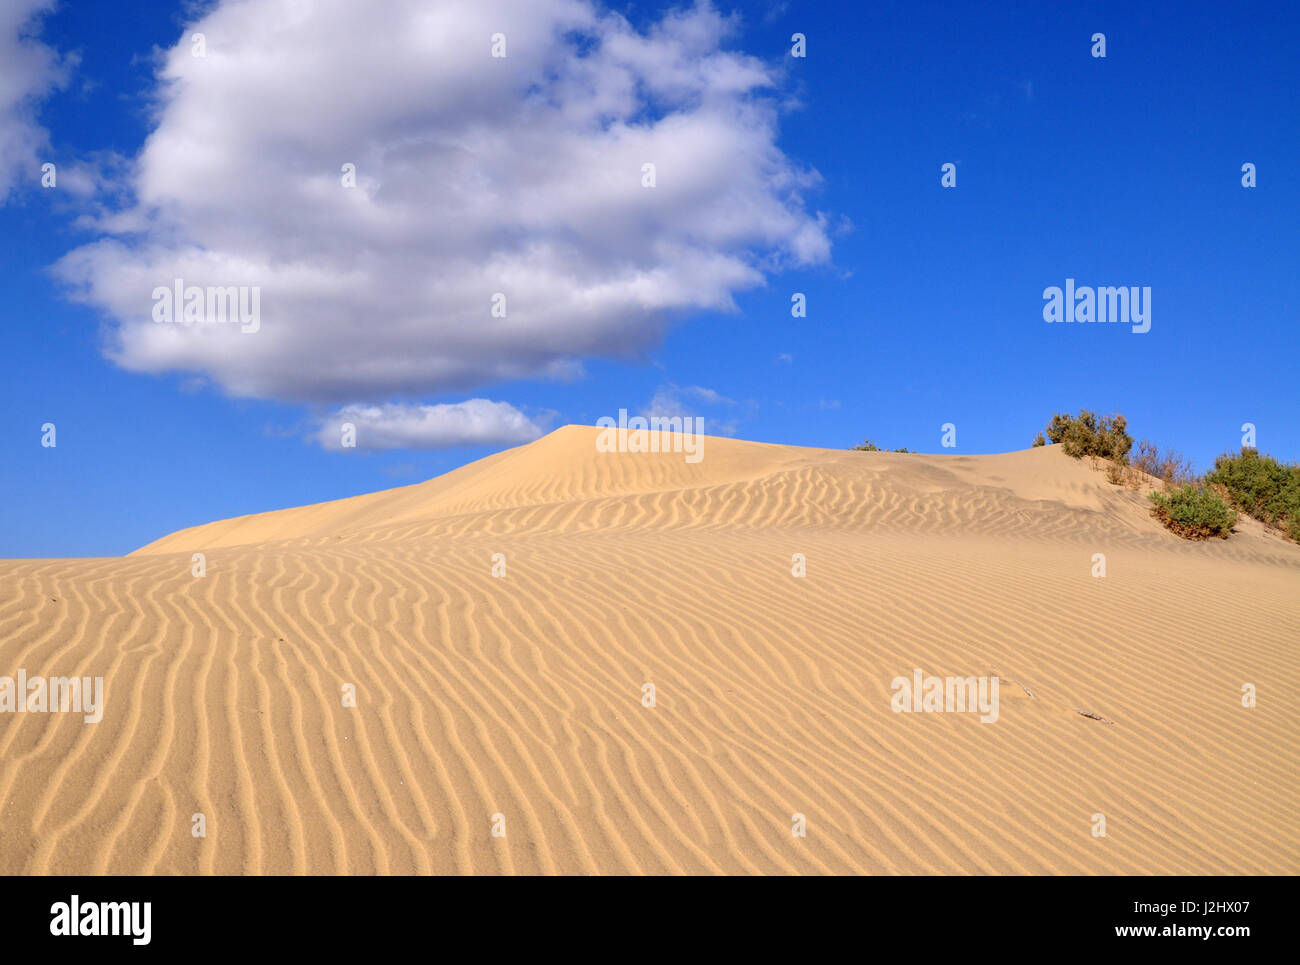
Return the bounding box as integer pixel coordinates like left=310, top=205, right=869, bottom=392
left=1104, top=458, right=1144, bottom=490
left=1132, top=440, right=1197, bottom=487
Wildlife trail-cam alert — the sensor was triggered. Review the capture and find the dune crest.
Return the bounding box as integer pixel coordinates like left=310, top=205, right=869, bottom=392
left=133, top=426, right=1295, bottom=559
left=2, top=426, right=1297, bottom=874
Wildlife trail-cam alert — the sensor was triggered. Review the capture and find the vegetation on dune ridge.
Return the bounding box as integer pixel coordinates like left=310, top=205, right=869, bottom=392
left=849, top=439, right=912, bottom=453
left=1028, top=410, right=1300, bottom=544
left=846, top=410, right=1298, bottom=545
left=1031, top=409, right=1132, bottom=461
left=1030, top=409, right=1237, bottom=540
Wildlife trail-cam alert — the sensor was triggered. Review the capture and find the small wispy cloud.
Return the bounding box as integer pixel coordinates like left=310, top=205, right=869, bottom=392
left=315, top=399, right=546, bottom=451
left=643, top=383, right=734, bottom=416
left=641, top=382, right=752, bottom=436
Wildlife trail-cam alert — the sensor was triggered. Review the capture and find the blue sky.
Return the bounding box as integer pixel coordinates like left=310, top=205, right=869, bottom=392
left=1, top=0, right=1297, bottom=557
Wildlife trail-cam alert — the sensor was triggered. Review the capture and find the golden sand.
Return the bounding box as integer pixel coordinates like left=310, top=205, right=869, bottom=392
left=1, top=426, right=1296, bottom=873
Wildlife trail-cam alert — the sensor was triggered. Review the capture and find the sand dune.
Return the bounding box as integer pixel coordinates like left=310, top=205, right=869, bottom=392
left=2, top=425, right=1297, bottom=874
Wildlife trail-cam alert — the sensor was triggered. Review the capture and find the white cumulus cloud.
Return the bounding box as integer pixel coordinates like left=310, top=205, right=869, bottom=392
left=53, top=0, right=831, bottom=406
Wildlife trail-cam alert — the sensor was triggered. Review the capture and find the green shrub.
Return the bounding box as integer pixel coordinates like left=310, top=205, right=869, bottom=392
left=1149, top=485, right=1237, bottom=540
left=1203, top=449, right=1300, bottom=538
left=1038, top=410, right=1133, bottom=461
